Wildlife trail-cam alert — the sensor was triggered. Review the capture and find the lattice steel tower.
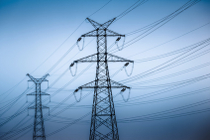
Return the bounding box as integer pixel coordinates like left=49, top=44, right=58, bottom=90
left=70, top=18, right=133, bottom=140
left=27, top=73, right=50, bottom=140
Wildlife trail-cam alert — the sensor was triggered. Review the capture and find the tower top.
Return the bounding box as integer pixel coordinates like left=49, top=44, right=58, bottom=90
left=86, top=17, right=116, bottom=29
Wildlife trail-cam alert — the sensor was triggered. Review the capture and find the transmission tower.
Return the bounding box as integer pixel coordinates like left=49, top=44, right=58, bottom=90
left=27, top=73, right=50, bottom=140
left=70, top=18, right=134, bottom=140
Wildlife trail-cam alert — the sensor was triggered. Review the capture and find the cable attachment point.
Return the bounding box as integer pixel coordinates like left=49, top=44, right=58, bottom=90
left=124, top=61, right=134, bottom=77
left=124, top=62, right=129, bottom=67
left=77, top=37, right=85, bottom=51
left=115, top=36, right=125, bottom=51
left=120, top=88, right=131, bottom=102
left=69, top=62, right=78, bottom=77
left=73, top=87, right=82, bottom=102
left=77, top=37, right=82, bottom=42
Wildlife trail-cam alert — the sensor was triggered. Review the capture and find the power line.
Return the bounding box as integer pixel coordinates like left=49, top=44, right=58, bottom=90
left=120, top=38, right=210, bottom=83
left=70, top=17, right=133, bottom=140
left=88, top=0, right=113, bottom=18
left=1, top=0, right=112, bottom=104
left=109, top=0, right=200, bottom=53
left=115, top=0, right=149, bottom=22
left=127, top=21, right=210, bottom=59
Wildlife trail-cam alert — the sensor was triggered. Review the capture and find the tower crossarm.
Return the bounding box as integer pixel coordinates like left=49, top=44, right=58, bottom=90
left=106, top=29, right=125, bottom=37
left=71, top=53, right=133, bottom=64
left=80, top=29, right=125, bottom=38
left=81, top=30, right=98, bottom=37
left=28, top=105, right=49, bottom=110
left=27, top=92, right=51, bottom=103
left=27, top=92, right=50, bottom=96
left=107, top=53, right=133, bottom=62
left=75, top=79, right=130, bottom=91
left=73, top=53, right=98, bottom=63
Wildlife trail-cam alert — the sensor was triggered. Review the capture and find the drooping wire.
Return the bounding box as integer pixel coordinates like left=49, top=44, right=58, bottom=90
left=0, top=98, right=32, bottom=127
left=69, top=62, right=78, bottom=77
left=76, top=37, right=85, bottom=51
left=0, top=87, right=31, bottom=118
left=126, top=0, right=200, bottom=36
left=31, top=21, right=85, bottom=74
left=44, top=90, right=122, bottom=137
left=119, top=74, right=210, bottom=103
left=46, top=112, right=91, bottom=137
left=0, top=0, right=111, bottom=106
left=117, top=99, right=210, bottom=123
left=126, top=21, right=210, bottom=59
left=134, top=61, right=210, bottom=86
left=1, top=1, right=115, bottom=139
left=124, top=62, right=134, bottom=77
left=73, top=88, right=82, bottom=102
left=2, top=0, right=209, bottom=139
left=87, top=0, right=113, bottom=18
left=124, top=0, right=200, bottom=46
left=0, top=115, right=28, bottom=138
left=129, top=44, right=210, bottom=84
left=115, top=0, right=149, bottom=22
left=119, top=88, right=131, bottom=102
left=109, top=0, right=200, bottom=53
left=33, top=94, right=210, bottom=126
left=47, top=43, right=77, bottom=74
left=51, top=38, right=95, bottom=75
left=0, top=77, right=26, bottom=98
left=116, top=86, right=210, bottom=106
left=118, top=107, right=210, bottom=123
left=115, top=36, right=126, bottom=51
left=120, top=38, right=210, bottom=83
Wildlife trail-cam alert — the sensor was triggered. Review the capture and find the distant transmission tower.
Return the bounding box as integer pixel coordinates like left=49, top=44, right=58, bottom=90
left=27, top=73, right=50, bottom=140
left=70, top=18, right=133, bottom=140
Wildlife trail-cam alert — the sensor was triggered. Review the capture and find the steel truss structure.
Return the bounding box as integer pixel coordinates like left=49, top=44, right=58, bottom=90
left=27, top=73, right=50, bottom=140
left=70, top=18, right=133, bottom=140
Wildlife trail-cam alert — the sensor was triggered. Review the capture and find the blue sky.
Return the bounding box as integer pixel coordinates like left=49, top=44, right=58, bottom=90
left=0, top=0, right=210, bottom=140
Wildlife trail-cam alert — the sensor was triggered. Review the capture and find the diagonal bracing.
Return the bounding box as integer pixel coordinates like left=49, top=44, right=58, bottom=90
left=70, top=18, right=134, bottom=140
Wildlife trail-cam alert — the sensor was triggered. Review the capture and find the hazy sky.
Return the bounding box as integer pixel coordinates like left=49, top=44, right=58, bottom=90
left=0, top=0, right=210, bottom=140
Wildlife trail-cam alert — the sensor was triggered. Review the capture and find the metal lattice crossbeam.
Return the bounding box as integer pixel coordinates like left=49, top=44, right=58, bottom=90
left=77, top=79, right=130, bottom=90
left=73, top=53, right=133, bottom=63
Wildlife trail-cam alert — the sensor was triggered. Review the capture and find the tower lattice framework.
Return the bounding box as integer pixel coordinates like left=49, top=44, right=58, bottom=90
left=70, top=18, right=133, bottom=140
left=27, top=73, right=50, bottom=140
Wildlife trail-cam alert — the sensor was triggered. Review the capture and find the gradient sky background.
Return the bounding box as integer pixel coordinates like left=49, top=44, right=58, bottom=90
left=1, top=0, right=210, bottom=140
